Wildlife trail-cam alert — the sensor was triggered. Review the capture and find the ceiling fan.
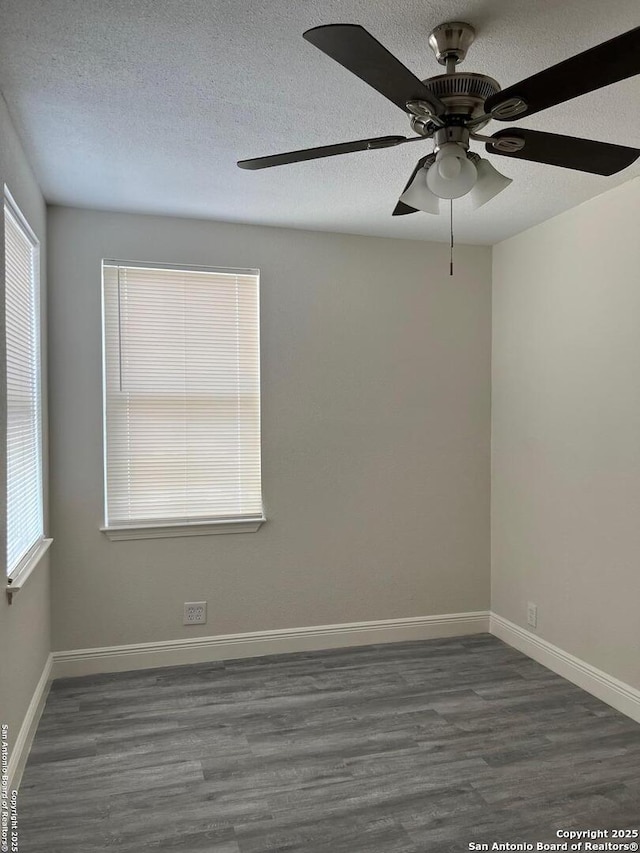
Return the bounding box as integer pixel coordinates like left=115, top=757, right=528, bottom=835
left=237, top=21, right=640, bottom=215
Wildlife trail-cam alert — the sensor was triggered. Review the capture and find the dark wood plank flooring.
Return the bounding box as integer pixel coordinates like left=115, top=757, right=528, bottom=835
left=18, top=634, right=640, bottom=852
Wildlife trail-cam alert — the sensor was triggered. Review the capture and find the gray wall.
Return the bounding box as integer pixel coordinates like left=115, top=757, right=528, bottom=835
left=48, top=207, right=492, bottom=652
left=492, top=177, right=640, bottom=690
left=0, top=96, right=50, bottom=754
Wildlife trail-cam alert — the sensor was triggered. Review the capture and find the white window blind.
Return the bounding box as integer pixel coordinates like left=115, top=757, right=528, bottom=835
left=5, top=194, right=44, bottom=576
left=102, top=262, right=262, bottom=529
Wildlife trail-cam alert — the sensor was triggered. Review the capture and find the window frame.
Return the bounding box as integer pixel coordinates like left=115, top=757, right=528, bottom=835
left=4, top=186, right=51, bottom=599
left=100, top=258, right=265, bottom=540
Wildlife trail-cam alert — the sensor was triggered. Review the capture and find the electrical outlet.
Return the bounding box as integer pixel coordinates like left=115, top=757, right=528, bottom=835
left=527, top=602, right=538, bottom=629
left=183, top=601, right=207, bottom=625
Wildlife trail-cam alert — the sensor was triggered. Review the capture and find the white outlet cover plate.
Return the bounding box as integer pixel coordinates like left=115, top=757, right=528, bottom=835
left=183, top=601, right=207, bottom=625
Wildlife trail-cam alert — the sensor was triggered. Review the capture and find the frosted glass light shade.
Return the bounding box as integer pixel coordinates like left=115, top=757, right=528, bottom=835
left=470, top=158, right=513, bottom=209
left=399, top=167, right=440, bottom=214
left=427, top=143, right=478, bottom=199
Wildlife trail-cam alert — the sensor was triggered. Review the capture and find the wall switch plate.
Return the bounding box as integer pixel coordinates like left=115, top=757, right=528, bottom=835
left=527, top=601, right=538, bottom=629
left=183, top=601, right=207, bottom=625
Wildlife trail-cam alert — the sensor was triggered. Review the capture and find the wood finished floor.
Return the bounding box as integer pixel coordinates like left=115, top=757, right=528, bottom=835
left=18, top=634, right=640, bottom=852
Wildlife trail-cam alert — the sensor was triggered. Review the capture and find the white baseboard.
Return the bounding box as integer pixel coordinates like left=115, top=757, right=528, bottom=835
left=52, top=611, right=490, bottom=678
left=8, top=653, right=53, bottom=791
left=490, top=612, right=640, bottom=724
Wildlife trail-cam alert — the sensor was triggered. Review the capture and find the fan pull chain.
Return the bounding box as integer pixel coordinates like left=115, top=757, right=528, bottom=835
left=449, top=199, right=454, bottom=277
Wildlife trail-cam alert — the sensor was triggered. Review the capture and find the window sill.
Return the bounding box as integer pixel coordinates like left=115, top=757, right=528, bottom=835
left=100, top=517, right=266, bottom=541
left=6, top=538, right=53, bottom=604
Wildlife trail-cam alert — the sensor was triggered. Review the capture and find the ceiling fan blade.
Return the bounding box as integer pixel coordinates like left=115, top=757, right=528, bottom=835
left=487, top=129, right=640, bottom=176
left=392, top=200, right=419, bottom=216
left=303, top=24, right=445, bottom=116
left=392, top=155, right=431, bottom=215
left=238, top=134, right=408, bottom=170
left=486, top=26, right=640, bottom=121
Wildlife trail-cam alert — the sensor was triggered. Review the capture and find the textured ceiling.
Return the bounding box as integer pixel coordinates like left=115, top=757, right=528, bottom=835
left=0, top=0, right=639, bottom=244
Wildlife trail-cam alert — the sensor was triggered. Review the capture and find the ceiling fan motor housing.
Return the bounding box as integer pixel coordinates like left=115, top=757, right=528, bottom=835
left=421, top=73, right=501, bottom=130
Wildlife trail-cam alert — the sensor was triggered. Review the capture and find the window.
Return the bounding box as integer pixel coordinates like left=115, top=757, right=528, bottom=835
left=101, top=261, right=263, bottom=539
left=4, top=190, right=47, bottom=581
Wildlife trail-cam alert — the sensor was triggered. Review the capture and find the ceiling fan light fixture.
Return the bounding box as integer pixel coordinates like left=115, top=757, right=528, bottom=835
left=241, top=23, right=640, bottom=224
left=399, top=166, right=440, bottom=214
left=427, top=143, right=477, bottom=199
left=470, top=158, right=513, bottom=208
